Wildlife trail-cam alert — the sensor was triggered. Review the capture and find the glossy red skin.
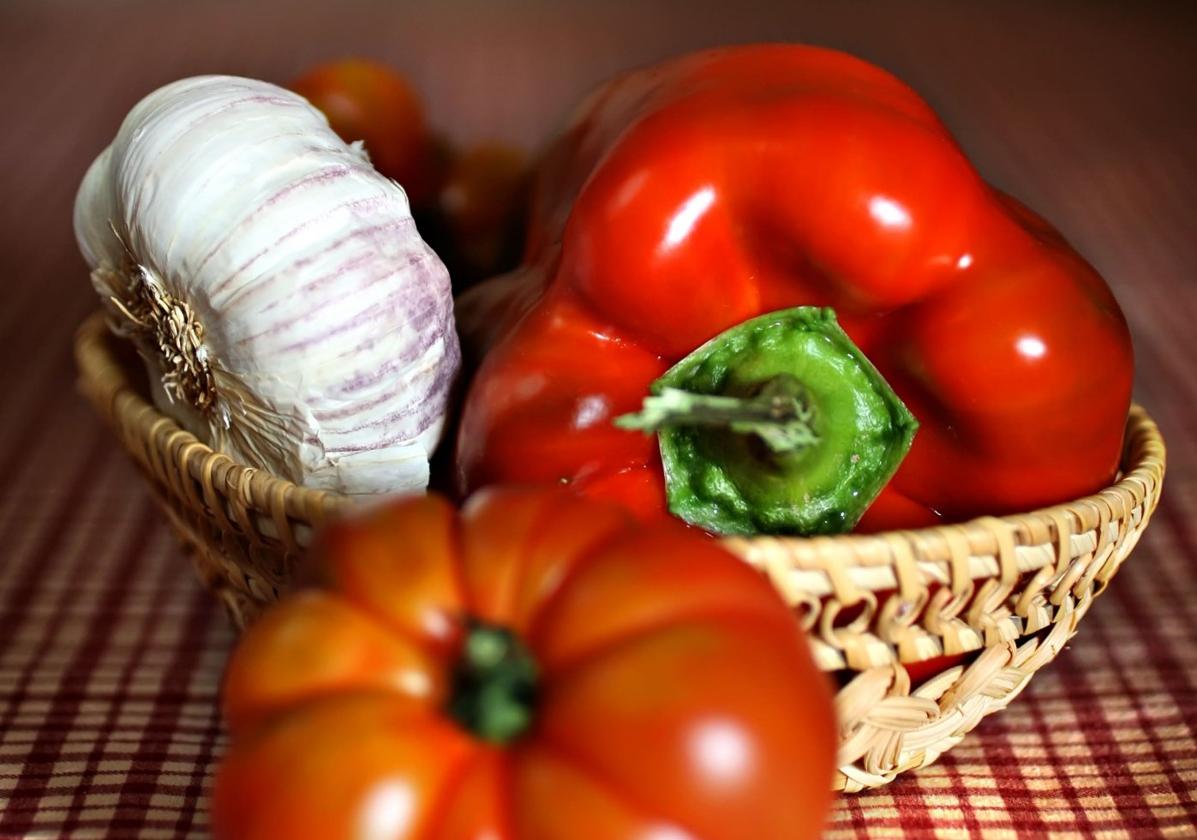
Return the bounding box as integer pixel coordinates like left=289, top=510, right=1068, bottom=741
left=212, top=488, right=838, bottom=840
left=455, top=45, right=1134, bottom=530
left=291, top=58, right=438, bottom=207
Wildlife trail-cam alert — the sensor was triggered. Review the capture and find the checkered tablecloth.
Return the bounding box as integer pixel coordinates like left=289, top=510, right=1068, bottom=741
left=1, top=1, right=1195, bottom=837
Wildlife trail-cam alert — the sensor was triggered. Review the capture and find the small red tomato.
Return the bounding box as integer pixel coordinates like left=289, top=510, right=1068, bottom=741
left=439, top=143, right=530, bottom=282
left=290, top=58, right=439, bottom=206
left=441, top=145, right=527, bottom=237
left=213, top=487, right=838, bottom=840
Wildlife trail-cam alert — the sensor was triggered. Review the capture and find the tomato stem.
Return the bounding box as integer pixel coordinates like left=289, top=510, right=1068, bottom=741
left=448, top=621, right=538, bottom=743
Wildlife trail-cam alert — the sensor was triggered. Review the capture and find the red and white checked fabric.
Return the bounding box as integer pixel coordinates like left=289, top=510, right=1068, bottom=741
left=1, top=1, right=1196, bottom=837
left=3, top=447, right=1194, bottom=838
left=0, top=456, right=232, bottom=839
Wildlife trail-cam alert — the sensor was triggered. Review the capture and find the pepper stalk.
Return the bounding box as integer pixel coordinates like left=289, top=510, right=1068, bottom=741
left=617, top=307, right=917, bottom=536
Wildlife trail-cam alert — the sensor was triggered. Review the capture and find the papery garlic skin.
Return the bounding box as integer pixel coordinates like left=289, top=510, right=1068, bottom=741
left=74, top=75, right=460, bottom=495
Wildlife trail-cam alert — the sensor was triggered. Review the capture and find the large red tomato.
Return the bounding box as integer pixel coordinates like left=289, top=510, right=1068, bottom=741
left=213, top=487, right=838, bottom=839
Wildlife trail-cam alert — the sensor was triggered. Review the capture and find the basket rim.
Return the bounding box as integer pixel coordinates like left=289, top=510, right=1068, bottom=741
left=75, top=309, right=1165, bottom=571
left=75, top=311, right=353, bottom=526
left=722, top=401, right=1162, bottom=587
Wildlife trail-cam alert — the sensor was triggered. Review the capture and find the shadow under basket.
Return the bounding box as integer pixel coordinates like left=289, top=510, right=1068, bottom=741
left=74, top=311, right=1166, bottom=793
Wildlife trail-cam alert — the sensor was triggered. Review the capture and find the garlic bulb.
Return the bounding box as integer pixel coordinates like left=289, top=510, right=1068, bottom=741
left=74, top=75, right=460, bottom=495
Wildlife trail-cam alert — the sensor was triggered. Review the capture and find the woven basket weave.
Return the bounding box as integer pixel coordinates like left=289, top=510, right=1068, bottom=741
left=74, top=311, right=1166, bottom=792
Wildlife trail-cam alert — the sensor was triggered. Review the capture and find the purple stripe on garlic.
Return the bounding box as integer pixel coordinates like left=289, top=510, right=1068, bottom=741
left=74, top=75, right=460, bottom=496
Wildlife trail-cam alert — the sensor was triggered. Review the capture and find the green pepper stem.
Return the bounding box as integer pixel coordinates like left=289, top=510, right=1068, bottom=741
left=615, top=374, right=819, bottom=455
left=448, top=622, right=538, bottom=744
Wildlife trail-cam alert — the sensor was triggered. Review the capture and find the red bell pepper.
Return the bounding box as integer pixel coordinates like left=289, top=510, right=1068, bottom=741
left=455, top=45, right=1133, bottom=534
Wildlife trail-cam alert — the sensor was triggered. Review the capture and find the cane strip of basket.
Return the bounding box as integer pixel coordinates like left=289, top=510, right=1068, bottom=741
left=724, top=408, right=1164, bottom=791
left=74, top=314, right=352, bottom=627
left=74, top=312, right=1166, bottom=791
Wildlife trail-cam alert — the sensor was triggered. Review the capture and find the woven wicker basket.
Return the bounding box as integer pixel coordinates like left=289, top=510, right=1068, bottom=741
left=74, top=311, right=1166, bottom=792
